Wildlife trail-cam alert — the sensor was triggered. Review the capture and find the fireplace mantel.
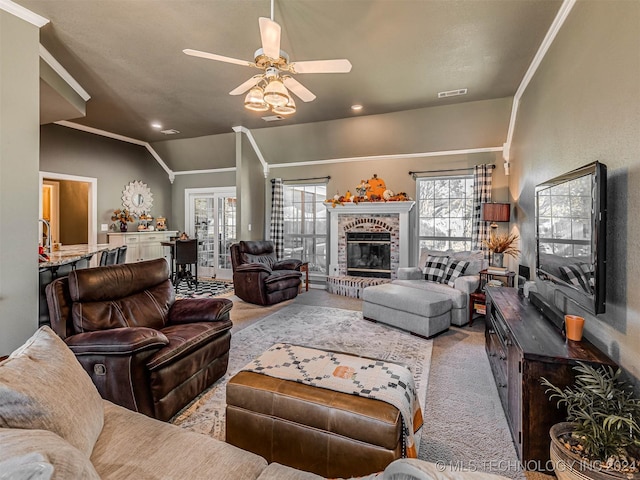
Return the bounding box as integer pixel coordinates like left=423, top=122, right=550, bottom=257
left=324, top=201, right=415, bottom=214
left=326, top=201, right=415, bottom=278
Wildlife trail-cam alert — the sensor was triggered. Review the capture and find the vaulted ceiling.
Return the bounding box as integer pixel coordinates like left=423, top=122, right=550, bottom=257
left=17, top=0, right=562, bottom=142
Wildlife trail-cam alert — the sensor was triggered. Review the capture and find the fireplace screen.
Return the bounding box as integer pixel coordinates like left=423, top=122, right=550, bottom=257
left=346, top=232, right=391, bottom=278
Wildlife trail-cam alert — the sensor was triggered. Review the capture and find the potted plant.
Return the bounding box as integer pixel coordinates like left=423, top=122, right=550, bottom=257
left=541, top=362, right=640, bottom=480
left=482, top=232, right=520, bottom=268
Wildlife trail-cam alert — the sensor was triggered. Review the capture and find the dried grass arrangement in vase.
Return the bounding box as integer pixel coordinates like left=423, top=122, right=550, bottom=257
left=482, top=232, right=520, bottom=268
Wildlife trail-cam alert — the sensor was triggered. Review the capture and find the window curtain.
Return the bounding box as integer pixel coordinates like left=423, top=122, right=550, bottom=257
left=471, top=164, right=493, bottom=256
left=269, top=178, right=284, bottom=260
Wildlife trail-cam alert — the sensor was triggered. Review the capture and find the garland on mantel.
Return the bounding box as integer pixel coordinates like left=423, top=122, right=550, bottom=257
left=324, top=193, right=412, bottom=208
left=325, top=173, right=413, bottom=207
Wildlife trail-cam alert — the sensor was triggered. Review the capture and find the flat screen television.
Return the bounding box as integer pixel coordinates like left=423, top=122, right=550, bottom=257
left=535, top=161, right=607, bottom=314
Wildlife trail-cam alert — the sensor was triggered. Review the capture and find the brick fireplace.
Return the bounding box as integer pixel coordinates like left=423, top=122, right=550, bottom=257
left=326, top=202, right=415, bottom=280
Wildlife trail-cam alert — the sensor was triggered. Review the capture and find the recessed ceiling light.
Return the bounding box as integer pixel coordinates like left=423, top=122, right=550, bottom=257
left=160, top=129, right=180, bottom=135
left=351, top=104, right=363, bottom=111
left=151, top=122, right=163, bottom=129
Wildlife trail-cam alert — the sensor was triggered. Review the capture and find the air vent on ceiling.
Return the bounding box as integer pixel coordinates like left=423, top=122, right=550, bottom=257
left=262, top=115, right=285, bottom=122
left=160, top=129, right=180, bottom=135
left=437, top=88, right=468, bottom=99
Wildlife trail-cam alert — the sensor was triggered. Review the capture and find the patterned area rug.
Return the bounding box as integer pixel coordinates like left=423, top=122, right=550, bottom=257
left=175, top=279, right=234, bottom=299
left=171, top=304, right=433, bottom=452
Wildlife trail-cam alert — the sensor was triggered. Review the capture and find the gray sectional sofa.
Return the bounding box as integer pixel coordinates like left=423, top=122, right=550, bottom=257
left=362, top=250, right=485, bottom=337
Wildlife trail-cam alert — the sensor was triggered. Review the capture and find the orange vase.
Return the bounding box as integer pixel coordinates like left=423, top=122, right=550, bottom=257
left=564, top=315, right=585, bottom=341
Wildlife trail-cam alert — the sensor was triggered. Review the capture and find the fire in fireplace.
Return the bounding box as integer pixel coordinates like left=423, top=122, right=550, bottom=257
left=346, top=232, right=391, bottom=278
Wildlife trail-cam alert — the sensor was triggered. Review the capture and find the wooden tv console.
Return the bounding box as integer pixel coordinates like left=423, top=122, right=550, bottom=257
left=485, top=287, right=615, bottom=471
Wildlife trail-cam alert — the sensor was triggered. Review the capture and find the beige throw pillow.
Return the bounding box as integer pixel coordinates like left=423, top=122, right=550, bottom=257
left=0, top=327, right=104, bottom=457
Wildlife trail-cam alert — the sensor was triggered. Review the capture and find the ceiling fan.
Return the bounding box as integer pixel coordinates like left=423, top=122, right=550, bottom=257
left=183, top=1, right=352, bottom=115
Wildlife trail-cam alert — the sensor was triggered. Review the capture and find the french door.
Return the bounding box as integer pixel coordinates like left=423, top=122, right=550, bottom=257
left=185, top=187, right=237, bottom=279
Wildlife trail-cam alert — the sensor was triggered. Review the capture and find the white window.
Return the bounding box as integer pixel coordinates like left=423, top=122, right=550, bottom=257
left=283, top=184, right=327, bottom=274
left=417, top=175, right=474, bottom=252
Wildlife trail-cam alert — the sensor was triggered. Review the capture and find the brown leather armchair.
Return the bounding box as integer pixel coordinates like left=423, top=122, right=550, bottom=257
left=45, top=258, right=233, bottom=421
left=230, top=241, right=302, bottom=306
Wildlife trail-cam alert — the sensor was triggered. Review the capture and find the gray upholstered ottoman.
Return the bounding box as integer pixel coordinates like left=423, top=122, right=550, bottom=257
left=362, top=283, right=452, bottom=338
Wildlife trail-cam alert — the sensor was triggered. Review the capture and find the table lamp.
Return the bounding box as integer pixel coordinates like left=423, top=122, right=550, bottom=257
left=482, top=202, right=511, bottom=229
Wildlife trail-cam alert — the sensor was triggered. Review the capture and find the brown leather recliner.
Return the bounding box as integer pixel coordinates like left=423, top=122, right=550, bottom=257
left=45, top=258, right=233, bottom=421
left=230, top=241, right=302, bottom=306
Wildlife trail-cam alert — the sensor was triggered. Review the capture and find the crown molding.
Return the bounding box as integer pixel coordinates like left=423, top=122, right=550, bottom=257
left=504, top=0, right=577, bottom=161
left=269, top=146, right=503, bottom=169
left=55, top=121, right=146, bottom=146
left=173, top=167, right=236, bottom=176
left=40, top=45, right=91, bottom=101
left=54, top=121, right=175, bottom=182
left=232, top=126, right=269, bottom=176
left=0, top=0, right=49, bottom=27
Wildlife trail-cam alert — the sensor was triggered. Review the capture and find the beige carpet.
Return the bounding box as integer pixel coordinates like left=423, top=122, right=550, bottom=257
left=194, top=290, right=554, bottom=480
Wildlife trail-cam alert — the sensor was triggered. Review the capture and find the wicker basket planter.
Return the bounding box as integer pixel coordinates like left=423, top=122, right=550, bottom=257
left=550, top=423, right=640, bottom=480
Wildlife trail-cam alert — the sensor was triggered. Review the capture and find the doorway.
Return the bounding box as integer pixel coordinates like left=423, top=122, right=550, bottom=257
left=39, top=172, right=97, bottom=245
left=185, top=187, right=237, bottom=280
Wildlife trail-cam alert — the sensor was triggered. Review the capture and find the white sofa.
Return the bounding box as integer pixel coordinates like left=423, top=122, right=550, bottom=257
left=362, top=251, right=485, bottom=335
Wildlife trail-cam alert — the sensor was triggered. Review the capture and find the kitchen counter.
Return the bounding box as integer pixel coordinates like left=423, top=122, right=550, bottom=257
left=39, top=244, right=109, bottom=269
left=38, top=244, right=109, bottom=327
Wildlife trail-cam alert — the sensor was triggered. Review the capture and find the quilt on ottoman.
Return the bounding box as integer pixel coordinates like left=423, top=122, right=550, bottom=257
left=242, top=343, right=423, bottom=457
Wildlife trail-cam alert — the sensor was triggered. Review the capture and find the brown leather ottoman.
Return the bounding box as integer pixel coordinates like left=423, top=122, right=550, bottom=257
left=226, top=370, right=403, bottom=478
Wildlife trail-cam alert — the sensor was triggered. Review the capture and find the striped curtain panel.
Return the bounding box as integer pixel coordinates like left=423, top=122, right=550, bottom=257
left=269, top=178, right=285, bottom=260
left=471, top=164, right=493, bottom=256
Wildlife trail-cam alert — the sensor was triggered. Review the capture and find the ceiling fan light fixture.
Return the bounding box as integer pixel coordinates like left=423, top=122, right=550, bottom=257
left=244, top=86, right=269, bottom=112
left=272, top=95, right=296, bottom=115
left=263, top=78, right=289, bottom=107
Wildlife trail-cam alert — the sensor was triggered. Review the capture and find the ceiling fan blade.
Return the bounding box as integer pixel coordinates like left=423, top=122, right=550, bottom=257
left=259, top=17, right=281, bottom=59
left=290, top=59, right=352, bottom=74
left=229, top=76, right=263, bottom=96
left=183, top=49, right=253, bottom=67
left=283, top=77, right=316, bottom=102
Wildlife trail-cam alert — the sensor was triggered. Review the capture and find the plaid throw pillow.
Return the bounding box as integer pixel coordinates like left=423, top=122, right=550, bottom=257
left=423, top=255, right=450, bottom=283
left=440, top=260, right=470, bottom=287
left=560, top=263, right=593, bottom=294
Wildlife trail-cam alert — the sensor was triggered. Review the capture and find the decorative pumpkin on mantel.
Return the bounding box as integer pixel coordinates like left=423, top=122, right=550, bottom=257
left=366, top=174, right=387, bottom=199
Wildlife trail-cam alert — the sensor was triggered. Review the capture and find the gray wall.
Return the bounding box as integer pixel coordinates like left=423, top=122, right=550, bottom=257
left=152, top=133, right=235, bottom=171
left=0, top=12, right=40, bottom=356
left=153, top=98, right=512, bottom=173
left=236, top=133, right=266, bottom=240
left=510, top=1, right=640, bottom=383
left=40, top=124, right=173, bottom=243
left=253, top=97, right=513, bottom=165
left=163, top=97, right=512, bottom=252
left=170, top=171, right=236, bottom=234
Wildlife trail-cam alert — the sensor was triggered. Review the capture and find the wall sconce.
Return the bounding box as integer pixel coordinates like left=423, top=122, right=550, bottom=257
left=482, top=202, right=511, bottom=229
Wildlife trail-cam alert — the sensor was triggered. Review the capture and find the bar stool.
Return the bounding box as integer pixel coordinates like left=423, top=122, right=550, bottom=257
left=116, top=245, right=128, bottom=264
left=99, top=248, right=119, bottom=266
left=173, top=239, right=198, bottom=291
